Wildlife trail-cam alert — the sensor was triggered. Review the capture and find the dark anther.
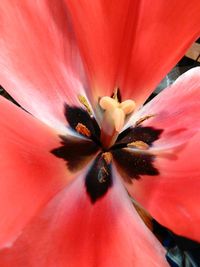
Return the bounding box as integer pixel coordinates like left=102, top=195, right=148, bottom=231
left=85, top=153, right=112, bottom=203
left=113, top=126, right=163, bottom=149
left=64, top=104, right=101, bottom=144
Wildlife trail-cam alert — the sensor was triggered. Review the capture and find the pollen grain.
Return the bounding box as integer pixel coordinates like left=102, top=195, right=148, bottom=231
left=75, top=123, right=91, bottom=137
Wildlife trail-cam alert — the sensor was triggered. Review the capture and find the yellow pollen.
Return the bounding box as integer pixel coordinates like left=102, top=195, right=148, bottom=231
left=75, top=123, right=91, bottom=137
left=135, top=114, right=155, bottom=126
left=127, top=141, right=149, bottom=150
left=78, top=94, right=92, bottom=116
left=102, top=152, right=112, bottom=164
left=99, top=96, right=136, bottom=132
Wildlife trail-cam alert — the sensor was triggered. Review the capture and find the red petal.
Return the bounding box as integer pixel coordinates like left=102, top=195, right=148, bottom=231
left=0, top=97, right=73, bottom=248
left=125, top=68, right=200, bottom=241
left=121, top=1, right=200, bottom=105
left=66, top=0, right=139, bottom=100
left=0, top=0, right=88, bottom=132
left=0, top=174, right=169, bottom=267
left=66, top=0, right=200, bottom=106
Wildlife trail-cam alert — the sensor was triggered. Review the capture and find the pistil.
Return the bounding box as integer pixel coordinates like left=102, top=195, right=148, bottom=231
left=99, top=96, right=135, bottom=149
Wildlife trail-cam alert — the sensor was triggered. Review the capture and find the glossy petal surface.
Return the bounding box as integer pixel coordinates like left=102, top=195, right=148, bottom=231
left=66, top=0, right=200, bottom=106
left=0, top=0, right=88, bottom=133
left=0, top=173, right=169, bottom=267
left=0, top=97, right=72, bottom=248
left=125, top=68, right=200, bottom=241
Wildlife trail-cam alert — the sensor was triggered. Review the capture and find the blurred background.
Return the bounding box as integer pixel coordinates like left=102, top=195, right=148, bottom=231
left=148, top=37, right=200, bottom=101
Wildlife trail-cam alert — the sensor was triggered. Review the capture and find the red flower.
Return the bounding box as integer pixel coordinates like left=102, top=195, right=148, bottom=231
left=0, top=1, right=199, bottom=266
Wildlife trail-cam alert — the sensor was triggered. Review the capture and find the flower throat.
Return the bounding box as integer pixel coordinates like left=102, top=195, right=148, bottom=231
left=51, top=89, right=163, bottom=203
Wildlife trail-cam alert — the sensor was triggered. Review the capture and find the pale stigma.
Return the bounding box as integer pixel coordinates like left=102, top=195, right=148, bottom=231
left=100, top=96, right=136, bottom=133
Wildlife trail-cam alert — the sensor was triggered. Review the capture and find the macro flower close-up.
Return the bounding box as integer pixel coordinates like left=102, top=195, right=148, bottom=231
left=0, top=0, right=200, bottom=266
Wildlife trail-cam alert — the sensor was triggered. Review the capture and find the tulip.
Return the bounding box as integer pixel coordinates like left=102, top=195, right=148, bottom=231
left=0, top=1, right=199, bottom=266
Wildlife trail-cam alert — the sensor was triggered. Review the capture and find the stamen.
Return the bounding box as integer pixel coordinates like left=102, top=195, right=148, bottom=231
left=75, top=123, right=91, bottom=137
left=102, top=152, right=112, bottom=164
left=85, top=153, right=112, bottom=203
left=127, top=141, right=149, bottom=150
left=135, top=114, right=155, bottom=126
left=98, top=166, right=109, bottom=183
left=78, top=94, right=92, bottom=116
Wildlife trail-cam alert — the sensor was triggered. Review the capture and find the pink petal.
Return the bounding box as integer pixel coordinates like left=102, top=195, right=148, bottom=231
left=66, top=0, right=200, bottom=106
left=0, top=0, right=88, bottom=133
left=0, top=173, right=169, bottom=267
left=0, top=97, right=73, bottom=248
left=125, top=68, right=200, bottom=241
left=128, top=67, right=200, bottom=149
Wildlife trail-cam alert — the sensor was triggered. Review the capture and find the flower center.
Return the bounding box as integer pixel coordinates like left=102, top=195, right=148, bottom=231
left=51, top=90, right=163, bottom=203
left=99, top=95, right=136, bottom=149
